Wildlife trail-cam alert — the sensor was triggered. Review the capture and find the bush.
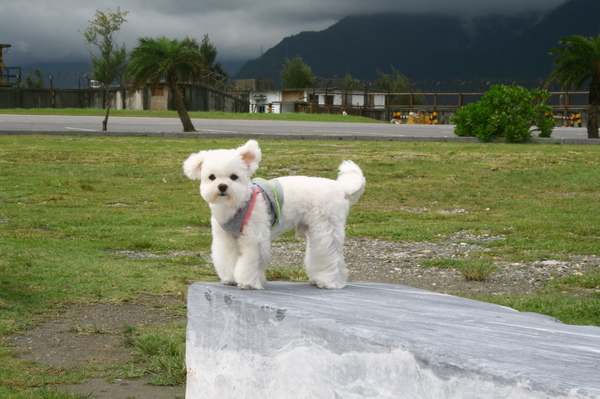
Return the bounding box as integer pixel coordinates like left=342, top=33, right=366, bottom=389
left=452, top=85, right=554, bottom=142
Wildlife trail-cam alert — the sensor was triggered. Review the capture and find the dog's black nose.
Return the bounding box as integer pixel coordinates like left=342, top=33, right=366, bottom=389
left=218, top=184, right=228, bottom=193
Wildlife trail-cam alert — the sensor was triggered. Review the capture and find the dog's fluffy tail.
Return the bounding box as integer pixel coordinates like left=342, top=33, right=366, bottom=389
left=337, top=160, right=366, bottom=206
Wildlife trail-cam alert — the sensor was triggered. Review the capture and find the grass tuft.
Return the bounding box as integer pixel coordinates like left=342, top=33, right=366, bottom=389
left=459, top=260, right=498, bottom=281
left=122, top=325, right=186, bottom=386
left=266, top=267, right=309, bottom=282
left=421, top=258, right=497, bottom=281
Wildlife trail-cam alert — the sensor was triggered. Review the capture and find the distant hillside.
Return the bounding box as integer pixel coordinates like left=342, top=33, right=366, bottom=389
left=467, top=0, right=600, bottom=78
left=234, top=0, right=600, bottom=87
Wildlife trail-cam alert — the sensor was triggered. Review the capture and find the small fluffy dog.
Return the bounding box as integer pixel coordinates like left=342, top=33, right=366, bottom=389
left=183, top=140, right=365, bottom=290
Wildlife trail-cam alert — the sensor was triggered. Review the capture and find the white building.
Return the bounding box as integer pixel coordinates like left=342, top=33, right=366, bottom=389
left=248, top=88, right=387, bottom=115
left=237, top=79, right=387, bottom=115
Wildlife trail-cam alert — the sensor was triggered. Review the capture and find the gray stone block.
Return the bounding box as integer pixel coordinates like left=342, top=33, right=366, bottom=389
left=186, top=282, right=600, bottom=399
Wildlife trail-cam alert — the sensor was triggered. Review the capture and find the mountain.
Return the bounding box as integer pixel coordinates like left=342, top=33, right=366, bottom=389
left=218, top=60, right=244, bottom=77
left=234, top=0, right=600, bottom=88
left=467, top=0, right=600, bottom=79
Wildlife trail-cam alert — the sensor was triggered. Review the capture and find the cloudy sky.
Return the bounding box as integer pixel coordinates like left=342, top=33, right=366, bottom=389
left=3, top=0, right=568, bottom=70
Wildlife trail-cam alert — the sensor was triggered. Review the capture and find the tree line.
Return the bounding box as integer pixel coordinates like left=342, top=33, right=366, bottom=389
left=280, top=56, right=415, bottom=105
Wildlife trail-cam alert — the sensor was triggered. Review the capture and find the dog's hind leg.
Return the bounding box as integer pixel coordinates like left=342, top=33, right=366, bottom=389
left=304, top=220, right=348, bottom=289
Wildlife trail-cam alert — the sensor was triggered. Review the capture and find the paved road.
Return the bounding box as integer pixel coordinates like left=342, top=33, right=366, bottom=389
left=0, top=113, right=595, bottom=143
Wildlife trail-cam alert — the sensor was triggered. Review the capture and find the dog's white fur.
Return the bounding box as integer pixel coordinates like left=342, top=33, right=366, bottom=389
left=183, top=140, right=365, bottom=290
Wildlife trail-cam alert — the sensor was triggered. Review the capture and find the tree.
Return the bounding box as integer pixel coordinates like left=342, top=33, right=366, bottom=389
left=280, top=56, right=314, bottom=89
left=125, top=36, right=205, bottom=132
left=24, top=67, right=45, bottom=88
left=82, top=8, right=128, bottom=131
left=548, top=34, right=600, bottom=139
left=374, top=67, right=409, bottom=92
left=374, top=67, right=416, bottom=106
left=452, top=85, right=553, bottom=142
left=335, top=73, right=362, bottom=90
left=200, top=34, right=227, bottom=77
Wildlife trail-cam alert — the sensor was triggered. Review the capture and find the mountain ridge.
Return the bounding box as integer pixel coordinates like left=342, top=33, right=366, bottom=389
left=234, top=0, right=600, bottom=87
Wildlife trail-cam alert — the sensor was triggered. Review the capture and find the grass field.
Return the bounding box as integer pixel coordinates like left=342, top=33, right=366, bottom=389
left=1, top=134, right=599, bottom=397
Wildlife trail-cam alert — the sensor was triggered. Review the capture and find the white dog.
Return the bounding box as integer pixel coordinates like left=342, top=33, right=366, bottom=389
left=183, top=140, right=365, bottom=290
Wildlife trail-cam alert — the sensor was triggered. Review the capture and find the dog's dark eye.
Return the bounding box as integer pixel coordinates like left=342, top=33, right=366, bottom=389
left=208, top=174, right=216, bottom=181
left=230, top=174, right=239, bottom=181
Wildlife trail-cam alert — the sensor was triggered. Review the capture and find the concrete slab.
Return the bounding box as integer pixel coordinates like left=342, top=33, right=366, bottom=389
left=186, top=282, right=600, bottom=399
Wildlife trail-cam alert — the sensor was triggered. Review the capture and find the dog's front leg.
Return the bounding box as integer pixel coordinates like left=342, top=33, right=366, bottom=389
left=234, top=235, right=269, bottom=290
left=211, top=220, right=238, bottom=286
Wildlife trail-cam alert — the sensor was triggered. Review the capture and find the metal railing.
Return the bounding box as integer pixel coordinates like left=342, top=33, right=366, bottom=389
left=382, top=91, right=589, bottom=110
left=295, top=90, right=589, bottom=125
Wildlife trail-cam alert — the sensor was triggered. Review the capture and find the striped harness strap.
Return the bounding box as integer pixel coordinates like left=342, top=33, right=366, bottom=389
left=218, top=178, right=284, bottom=236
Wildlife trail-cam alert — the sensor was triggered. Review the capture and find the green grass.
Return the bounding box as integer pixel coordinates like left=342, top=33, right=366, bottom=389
left=266, top=266, right=310, bottom=282
left=472, top=292, right=600, bottom=326
left=0, top=108, right=382, bottom=123
left=123, top=324, right=186, bottom=386
left=0, top=134, right=599, bottom=395
left=422, top=259, right=498, bottom=281
left=459, top=260, right=498, bottom=281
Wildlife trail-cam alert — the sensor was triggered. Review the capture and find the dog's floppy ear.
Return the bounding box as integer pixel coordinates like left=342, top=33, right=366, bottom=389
left=236, top=140, right=262, bottom=174
left=183, top=151, right=207, bottom=180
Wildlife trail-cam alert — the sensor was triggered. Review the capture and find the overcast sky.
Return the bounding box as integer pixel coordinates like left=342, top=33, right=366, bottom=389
left=3, top=0, right=568, bottom=69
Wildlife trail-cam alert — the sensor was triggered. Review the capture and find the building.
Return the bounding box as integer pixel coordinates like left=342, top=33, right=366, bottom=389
left=238, top=79, right=387, bottom=117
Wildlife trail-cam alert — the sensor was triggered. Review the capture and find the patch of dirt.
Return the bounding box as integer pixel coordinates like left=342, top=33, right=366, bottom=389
left=10, top=298, right=185, bottom=399
left=54, top=378, right=184, bottom=399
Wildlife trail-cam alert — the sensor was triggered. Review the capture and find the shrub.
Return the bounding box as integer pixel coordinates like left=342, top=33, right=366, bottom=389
left=452, top=85, right=554, bottom=142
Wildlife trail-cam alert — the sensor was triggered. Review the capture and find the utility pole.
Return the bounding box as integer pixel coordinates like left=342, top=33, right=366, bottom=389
left=0, top=44, right=12, bottom=86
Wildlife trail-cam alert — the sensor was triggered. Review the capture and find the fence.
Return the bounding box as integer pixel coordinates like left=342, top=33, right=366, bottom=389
left=301, top=91, right=589, bottom=126
left=0, top=84, right=249, bottom=113
left=380, top=91, right=588, bottom=109
left=0, top=85, right=589, bottom=126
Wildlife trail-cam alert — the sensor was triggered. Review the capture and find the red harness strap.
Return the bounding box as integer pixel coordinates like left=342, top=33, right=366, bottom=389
left=240, top=189, right=261, bottom=233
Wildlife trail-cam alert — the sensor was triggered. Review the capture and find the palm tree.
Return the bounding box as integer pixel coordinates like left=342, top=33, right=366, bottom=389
left=125, top=36, right=204, bottom=132
left=549, top=34, right=600, bottom=139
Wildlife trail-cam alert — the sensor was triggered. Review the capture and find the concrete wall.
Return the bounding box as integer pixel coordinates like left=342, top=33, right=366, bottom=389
left=187, top=282, right=600, bottom=399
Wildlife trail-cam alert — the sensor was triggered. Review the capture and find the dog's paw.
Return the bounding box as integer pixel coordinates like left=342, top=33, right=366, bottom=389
left=315, top=280, right=346, bottom=290
left=222, top=280, right=237, bottom=286
left=238, top=282, right=265, bottom=290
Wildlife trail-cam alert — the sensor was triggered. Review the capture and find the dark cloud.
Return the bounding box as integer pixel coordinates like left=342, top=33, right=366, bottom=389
left=2, top=0, right=568, bottom=67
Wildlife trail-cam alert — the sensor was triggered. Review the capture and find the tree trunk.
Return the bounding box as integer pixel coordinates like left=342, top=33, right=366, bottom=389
left=102, top=89, right=110, bottom=132
left=170, top=82, right=196, bottom=132
left=587, top=74, right=600, bottom=139
left=588, top=103, right=600, bottom=139
left=102, top=87, right=110, bottom=132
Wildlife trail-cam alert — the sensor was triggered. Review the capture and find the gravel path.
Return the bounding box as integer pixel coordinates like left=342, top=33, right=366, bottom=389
left=270, top=233, right=600, bottom=296
left=108, top=233, right=600, bottom=296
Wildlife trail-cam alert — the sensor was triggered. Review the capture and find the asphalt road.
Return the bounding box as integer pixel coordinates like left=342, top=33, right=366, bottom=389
left=0, top=113, right=595, bottom=143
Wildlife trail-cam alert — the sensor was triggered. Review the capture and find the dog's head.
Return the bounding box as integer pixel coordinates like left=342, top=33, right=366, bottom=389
left=183, top=140, right=262, bottom=206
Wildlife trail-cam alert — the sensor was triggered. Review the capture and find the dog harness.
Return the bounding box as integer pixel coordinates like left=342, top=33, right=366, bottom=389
left=219, top=178, right=284, bottom=237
